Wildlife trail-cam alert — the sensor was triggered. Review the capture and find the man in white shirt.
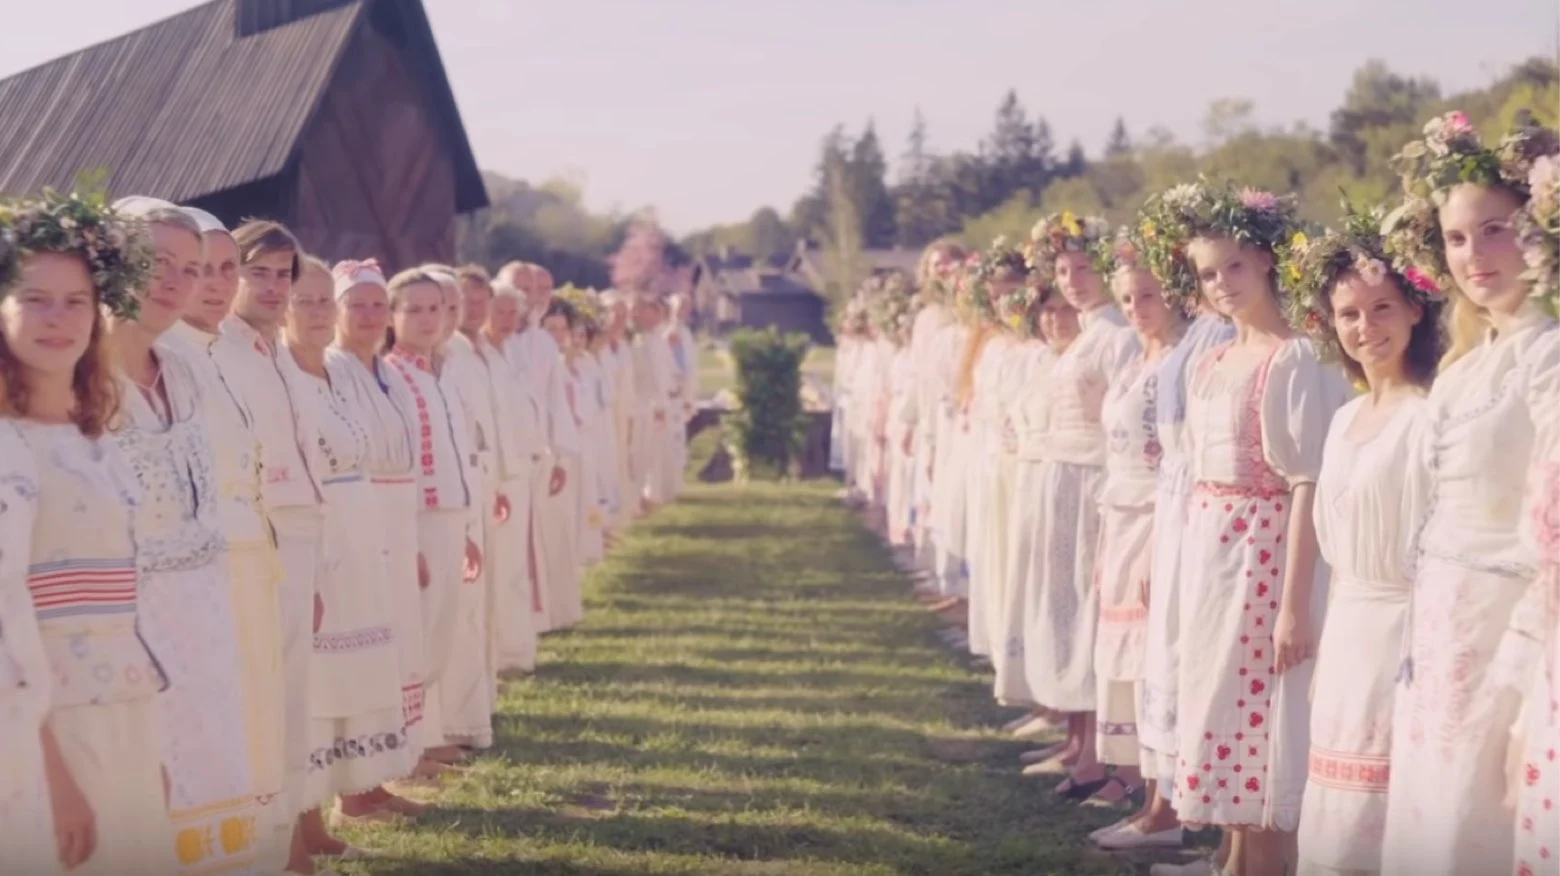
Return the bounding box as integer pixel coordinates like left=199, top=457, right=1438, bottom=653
left=630, top=294, right=680, bottom=510
left=220, top=220, right=326, bottom=876
left=663, top=294, right=698, bottom=500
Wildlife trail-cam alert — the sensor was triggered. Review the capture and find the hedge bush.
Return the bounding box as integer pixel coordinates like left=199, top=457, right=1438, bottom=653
left=726, top=327, right=810, bottom=481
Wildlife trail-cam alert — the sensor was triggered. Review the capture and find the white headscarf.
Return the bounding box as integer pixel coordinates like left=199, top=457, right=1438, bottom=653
left=331, top=258, right=388, bottom=301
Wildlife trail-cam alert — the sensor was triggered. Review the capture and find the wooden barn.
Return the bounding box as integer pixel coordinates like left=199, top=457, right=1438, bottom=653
left=0, top=0, right=487, bottom=270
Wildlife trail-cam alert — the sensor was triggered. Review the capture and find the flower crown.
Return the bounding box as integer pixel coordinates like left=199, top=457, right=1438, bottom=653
left=1023, top=211, right=1113, bottom=280
left=1277, top=203, right=1445, bottom=363
left=951, top=250, right=989, bottom=324
left=916, top=244, right=964, bottom=303
left=866, top=271, right=916, bottom=339
left=0, top=185, right=153, bottom=320
left=1519, top=155, right=1559, bottom=314
left=555, top=284, right=603, bottom=330
left=1382, top=112, right=1560, bottom=290
left=972, top=236, right=1033, bottom=331
left=1134, top=177, right=1300, bottom=306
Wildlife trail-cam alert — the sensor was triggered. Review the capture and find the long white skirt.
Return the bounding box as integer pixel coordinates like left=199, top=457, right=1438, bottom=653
left=928, top=411, right=969, bottom=597
left=1380, top=558, right=1528, bottom=875
left=53, top=698, right=177, bottom=875
left=306, top=477, right=412, bottom=802
left=139, top=559, right=263, bottom=874
left=1514, top=618, right=1558, bottom=876
left=614, top=412, right=637, bottom=529
left=1094, top=501, right=1153, bottom=767
left=1297, top=574, right=1407, bottom=874
left=541, top=452, right=584, bottom=630
left=417, top=509, right=468, bottom=746
left=969, top=449, right=1015, bottom=658
left=226, top=541, right=286, bottom=812
left=1140, top=456, right=1194, bottom=788
left=578, top=436, right=607, bottom=564
left=371, top=476, right=427, bottom=759
left=885, top=436, right=916, bottom=547
left=491, top=470, right=538, bottom=674
left=270, top=507, right=321, bottom=823
left=441, top=500, right=494, bottom=750
left=529, top=459, right=555, bottom=634
left=1174, top=486, right=1316, bottom=831
left=994, top=458, right=1045, bottom=708
left=1020, top=460, right=1103, bottom=713
left=0, top=680, right=54, bottom=873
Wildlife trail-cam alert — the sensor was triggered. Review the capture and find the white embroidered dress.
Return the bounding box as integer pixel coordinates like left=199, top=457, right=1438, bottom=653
left=326, top=348, right=428, bottom=756
left=291, top=355, right=410, bottom=800
left=1382, top=312, right=1560, bottom=875
left=115, top=348, right=262, bottom=874
left=1174, top=338, right=1349, bottom=830
left=1094, top=351, right=1165, bottom=767
left=1298, top=394, right=1430, bottom=875
left=16, top=422, right=175, bottom=875
left=1020, top=305, right=1136, bottom=712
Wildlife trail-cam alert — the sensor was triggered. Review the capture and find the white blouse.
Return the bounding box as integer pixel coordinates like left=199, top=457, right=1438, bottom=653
left=1010, top=346, right=1060, bottom=462
left=1156, top=314, right=1237, bottom=467
left=217, top=316, right=322, bottom=511
left=162, top=322, right=268, bottom=545
left=1100, top=353, right=1164, bottom=508
left=1045, top=306, right=1138, bottom=466
left=324, top=349, right=416, bottom=478
left=440, top=334, right=503, bottom=487
left=473, top=337, right=545, bottom=480
left=381, top=350, right=475, bottom=512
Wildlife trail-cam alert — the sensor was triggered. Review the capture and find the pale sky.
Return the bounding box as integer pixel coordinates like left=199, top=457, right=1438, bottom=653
left=2, top=0, right=1556, bottom=233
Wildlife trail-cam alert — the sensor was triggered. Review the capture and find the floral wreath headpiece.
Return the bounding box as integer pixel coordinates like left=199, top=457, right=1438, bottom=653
left=0, top=185, right=153, bottom=320
left=1518, top=155, right=1559, bottom=315
left=973, top=236, right=1034, bottom=331
left=916, top=242, right=965, bottom=303
left=951, top=250, right=988, bottom=324
left=866, top=271, right=915, bottom=339
left=1278, top=203, right=1445, bottom=363
left=1382, top=111, right=1560, bottom=292
left=1023, top=211, right=1113, bottom=281
left=1134, top=177, right=1300, bottom=307
left=555, top=284, right=603, bottom=331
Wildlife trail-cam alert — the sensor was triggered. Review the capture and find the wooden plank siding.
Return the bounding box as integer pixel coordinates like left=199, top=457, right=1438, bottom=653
left=289, top=14, right=458, bottom=269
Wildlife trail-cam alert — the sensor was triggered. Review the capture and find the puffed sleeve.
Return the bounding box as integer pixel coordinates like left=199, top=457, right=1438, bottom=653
left=1098, top=321, right=1142, bottom=380
left=1259, top=338, right=1354, bottom=486
left=0, top=424, right=47, bottom=713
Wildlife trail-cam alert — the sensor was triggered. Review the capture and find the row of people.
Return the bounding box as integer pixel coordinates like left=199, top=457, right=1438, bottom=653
left=834, top=111, right=1559, bottom=876
left=0, top=191, right=697, bottom=874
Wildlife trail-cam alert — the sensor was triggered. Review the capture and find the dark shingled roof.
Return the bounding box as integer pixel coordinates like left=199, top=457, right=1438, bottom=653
left=0, top=0, right=486, bottom=212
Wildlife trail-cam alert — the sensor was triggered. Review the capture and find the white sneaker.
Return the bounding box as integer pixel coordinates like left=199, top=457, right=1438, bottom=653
left=1096, top=823, right=1184, bottom=851
left=1087, top=816, right=1134, bottom=843
left=1148, top=858, right=1214, bottom=876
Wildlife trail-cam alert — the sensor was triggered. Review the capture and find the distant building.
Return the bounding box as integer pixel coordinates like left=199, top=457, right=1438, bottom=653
left=688, top=246, right=831, bottom=343
left=0, top=0, right=487, bottom=271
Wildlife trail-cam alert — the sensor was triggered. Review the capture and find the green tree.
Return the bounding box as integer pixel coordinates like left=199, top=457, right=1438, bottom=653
left=981, top=90, right=1051, bottom=210
left=892, top=107, right=949, bottom=247
left=851, top=122, right=897, bottom=248
left=1329, top=60, right=1441, bottom=173
left=1105, top=117, right=1132, bottom=158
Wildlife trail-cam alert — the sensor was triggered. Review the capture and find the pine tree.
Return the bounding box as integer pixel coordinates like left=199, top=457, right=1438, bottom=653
left=1105, top=117, right=1132, bottom=158
left=850, top=121, right=896, bottom=248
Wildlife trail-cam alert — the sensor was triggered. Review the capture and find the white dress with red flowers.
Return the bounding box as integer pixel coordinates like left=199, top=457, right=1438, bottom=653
left=1173, top=338, right=1348, bottom=830
left=1381, top=312, right=1559, bottom=876
left=1298, top=394, right=1430, bottom=875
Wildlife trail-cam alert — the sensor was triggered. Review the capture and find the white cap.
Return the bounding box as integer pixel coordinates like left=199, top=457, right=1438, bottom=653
left=111, top=195, right=179, bottom=218
left=331, top=258, right=388, bottom=301
left=181, top=206, right=228, bottom=235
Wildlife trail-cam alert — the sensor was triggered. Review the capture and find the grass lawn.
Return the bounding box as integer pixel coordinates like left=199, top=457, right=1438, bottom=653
left=698, top=344, right=836, bottom=399
left=339, top=480, right=1176, bottom=875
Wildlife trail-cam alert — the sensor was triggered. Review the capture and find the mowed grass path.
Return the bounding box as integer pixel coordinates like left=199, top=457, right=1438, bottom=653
left=343, top=481, right=1134, bottom=876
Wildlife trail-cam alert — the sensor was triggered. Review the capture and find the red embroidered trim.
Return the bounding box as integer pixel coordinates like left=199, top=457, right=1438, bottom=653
left=385, top=353, right=439, bottom=509
left=1308, top=747, right=1391, bottom=792
left=402, top=682, right=424, bottom=726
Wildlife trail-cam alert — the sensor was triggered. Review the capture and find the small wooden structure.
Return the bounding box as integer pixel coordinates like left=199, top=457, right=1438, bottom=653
left=0, top=0, right=487, bottom=270
left=687, top=249, right=832, bottom=343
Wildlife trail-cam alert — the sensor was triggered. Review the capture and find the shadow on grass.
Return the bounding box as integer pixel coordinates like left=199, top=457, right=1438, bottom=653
left=352, top=483, right=1159, bottom=876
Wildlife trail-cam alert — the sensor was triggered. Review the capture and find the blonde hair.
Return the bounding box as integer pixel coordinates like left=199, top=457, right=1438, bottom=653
left=954, top=323, right=995, bottom=407
left=383, top=268, right=445, bottom=351
left=1439, top=292, right=1488, bottom=370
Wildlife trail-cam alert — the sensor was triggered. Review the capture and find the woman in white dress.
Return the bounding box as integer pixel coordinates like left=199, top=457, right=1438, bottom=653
left=996, top=283, right=1074, bottom=731
left=163, top=208, right=291, bottom=852
left=1018, top=213, right=1138, bottom=802
left=1378, top=113, right=1560, bottom=876
left=539, top=295, right=587, bottom=628
left=0, top=191, right=176, bottom=874
left=282, top=258, right=411, bottom=858
left=380, top=268, right=483, bottom=772
left=965, top=248, right=1024, bottom=658
left=1089, top=242, right=1189, bottom=849
left=1138, top=181, right=1351, bottom=876
left=1509, top=154, right=1560, bottom=876
left=926, top=261, right=976, bottom=607
left=1136, top=295, right=1234, bottom=853
left=880, top=281, right=919, bottom=550
left=908, top=245, right=964, bottom=580
left=579, top=310, right=618, bottom=561
left=1280, top=216, right=1443, bottom=875
left=327, top=259, right=431, bottom=818
left=106, top=199, right=263, bottom=874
